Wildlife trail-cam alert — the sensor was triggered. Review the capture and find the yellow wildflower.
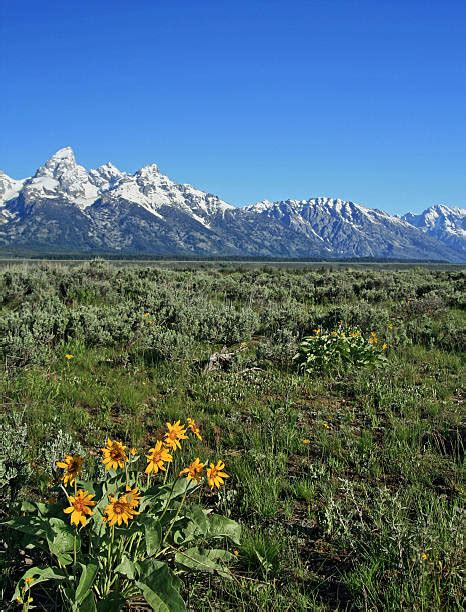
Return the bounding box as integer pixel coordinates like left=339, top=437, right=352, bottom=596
left=64, top=490, right=95, bottom=526
left=303, top=439, right=311, bottom=445
left=65, top=354, right=74, bottom=360
left=420, top=552, right=428, bottom=561
left=101, top=439, right=128, bottom=471
left=179, top=457, right=205, bottom=482
left=124, top=485, right=142, bottom=509
left=207, top=460, right=229, bottom=489
left=104, top=494, right=138, bottom=526
left=382, top=342, right=388, bottom=351
left=164, top=420, right=188, bottom=451
left=187, top=417, right=202, bottom=441
left=368, top=331, right=378, bottom=345
left=56, top=454, right=84, bottom=487
left=145, top=440, right=173, bottom=474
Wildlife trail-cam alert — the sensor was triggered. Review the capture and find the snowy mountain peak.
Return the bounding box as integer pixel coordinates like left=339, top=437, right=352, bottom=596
left=98, top=161, right=122, bottom=174
left=139, top=163, right=160, bottom=173
left=402, top=205, right=466, bottom=254
left=88, top=162, right=125, bottom=190
left=50, top=146, right=75, bottom=161
left=34, top=147, right=77, bottom=177
left=23, top=147, right=99, bottom=209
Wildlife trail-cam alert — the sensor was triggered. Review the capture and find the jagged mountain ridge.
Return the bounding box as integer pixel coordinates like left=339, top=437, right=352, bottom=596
left=0, top=147, right=464, bottom=261
left=402, top=205, right=466, bottom=256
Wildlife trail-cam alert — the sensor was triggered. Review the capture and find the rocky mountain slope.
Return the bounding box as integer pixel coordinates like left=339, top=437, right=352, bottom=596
left=0, top=147, right=464, bottom=261
left=403, top=205, right=466, bottom=257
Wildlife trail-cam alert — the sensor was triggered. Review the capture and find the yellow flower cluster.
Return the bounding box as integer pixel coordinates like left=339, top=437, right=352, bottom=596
left=312, top=327, right=389, bottom=349
left=55, top=417, right=229, bottom=529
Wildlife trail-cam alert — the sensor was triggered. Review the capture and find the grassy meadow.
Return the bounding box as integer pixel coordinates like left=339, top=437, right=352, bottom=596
left=0, top=261, right=464, bottom=610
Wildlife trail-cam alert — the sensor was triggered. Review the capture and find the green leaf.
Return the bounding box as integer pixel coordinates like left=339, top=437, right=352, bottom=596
left=115, top=555, right=137, bottom=579
left=187, top=505, right=209, bottom=535
left=155, top=477, right=198, bottom=505
left=136, top=560, right=185, bottom=612
left=75, top=563, right=98, bottom=605
left=175, top=547, right=235, bottom=577
left=144, top=517, right=162, bottom=556
left=19, top=501, right=37, bottom=513
left=76, top=590, right=97, bottom=612
left=47, top=518, right=78, bottom=558
left=208, top=515, right=241, bottom=545
left=4, top=515, right=51, bottom=538
left=12, top=566, right=67, bottom=601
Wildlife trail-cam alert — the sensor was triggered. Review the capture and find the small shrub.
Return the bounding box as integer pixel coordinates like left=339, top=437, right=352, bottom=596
left=0, top=413, right=32, bottom=502
left=294, top=326, right=388, bottom=374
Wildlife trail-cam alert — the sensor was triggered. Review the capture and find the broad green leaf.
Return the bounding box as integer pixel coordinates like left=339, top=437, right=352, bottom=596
left=115, top=555, right=137, bottom=579
left=154, top=477, right=198, bottom=505
left=208, top=515, right=241, bottom=545
left=4, top=515, right=51, bottom=538
left=75, top=563, right=98, bottom=605
left=174, top=547, right=235, bottom=577
left=171, top=506, right=209, bottom=545
left=12, top=566, right=67, bottom=601
left=186, top=505, right=209, bottom=535
left=47, top=518, right=78, bottom=558
left=144, top=517, right=162, bottom=556
left=19, top=501, right=37, bottom=513
left=136, top=560, right=185, bottom=612
left=75, top=590, right=97, bottom=612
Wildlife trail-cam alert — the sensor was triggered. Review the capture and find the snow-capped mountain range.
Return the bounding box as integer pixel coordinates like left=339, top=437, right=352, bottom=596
left=0, top=147, right=464, bottom=261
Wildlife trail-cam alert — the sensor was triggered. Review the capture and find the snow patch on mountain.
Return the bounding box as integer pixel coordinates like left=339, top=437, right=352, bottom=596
left=101, top=161, right=233, bottom=226
left=0, top=172, right=25, bottom=205
left=88, top=162, right=126, bottom=190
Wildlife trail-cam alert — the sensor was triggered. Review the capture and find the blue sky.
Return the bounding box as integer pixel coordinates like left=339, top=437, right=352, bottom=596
left=1, top=0, right=465, bottom=214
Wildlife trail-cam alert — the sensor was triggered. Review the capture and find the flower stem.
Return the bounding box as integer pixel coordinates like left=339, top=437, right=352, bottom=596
left=162, top=486, right=188, bottom=545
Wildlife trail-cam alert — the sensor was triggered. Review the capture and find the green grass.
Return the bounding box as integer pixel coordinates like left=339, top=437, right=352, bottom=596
left=0, top=262, right=464, bottom=610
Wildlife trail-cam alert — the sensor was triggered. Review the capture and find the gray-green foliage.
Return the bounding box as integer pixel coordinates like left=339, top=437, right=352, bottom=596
left=0, top=412, right=32, bottom=500
left=41, top=429, right=85, bottom=478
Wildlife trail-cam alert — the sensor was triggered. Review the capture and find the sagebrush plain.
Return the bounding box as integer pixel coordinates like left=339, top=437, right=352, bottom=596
left=0, top=261, right=464, bottom=610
